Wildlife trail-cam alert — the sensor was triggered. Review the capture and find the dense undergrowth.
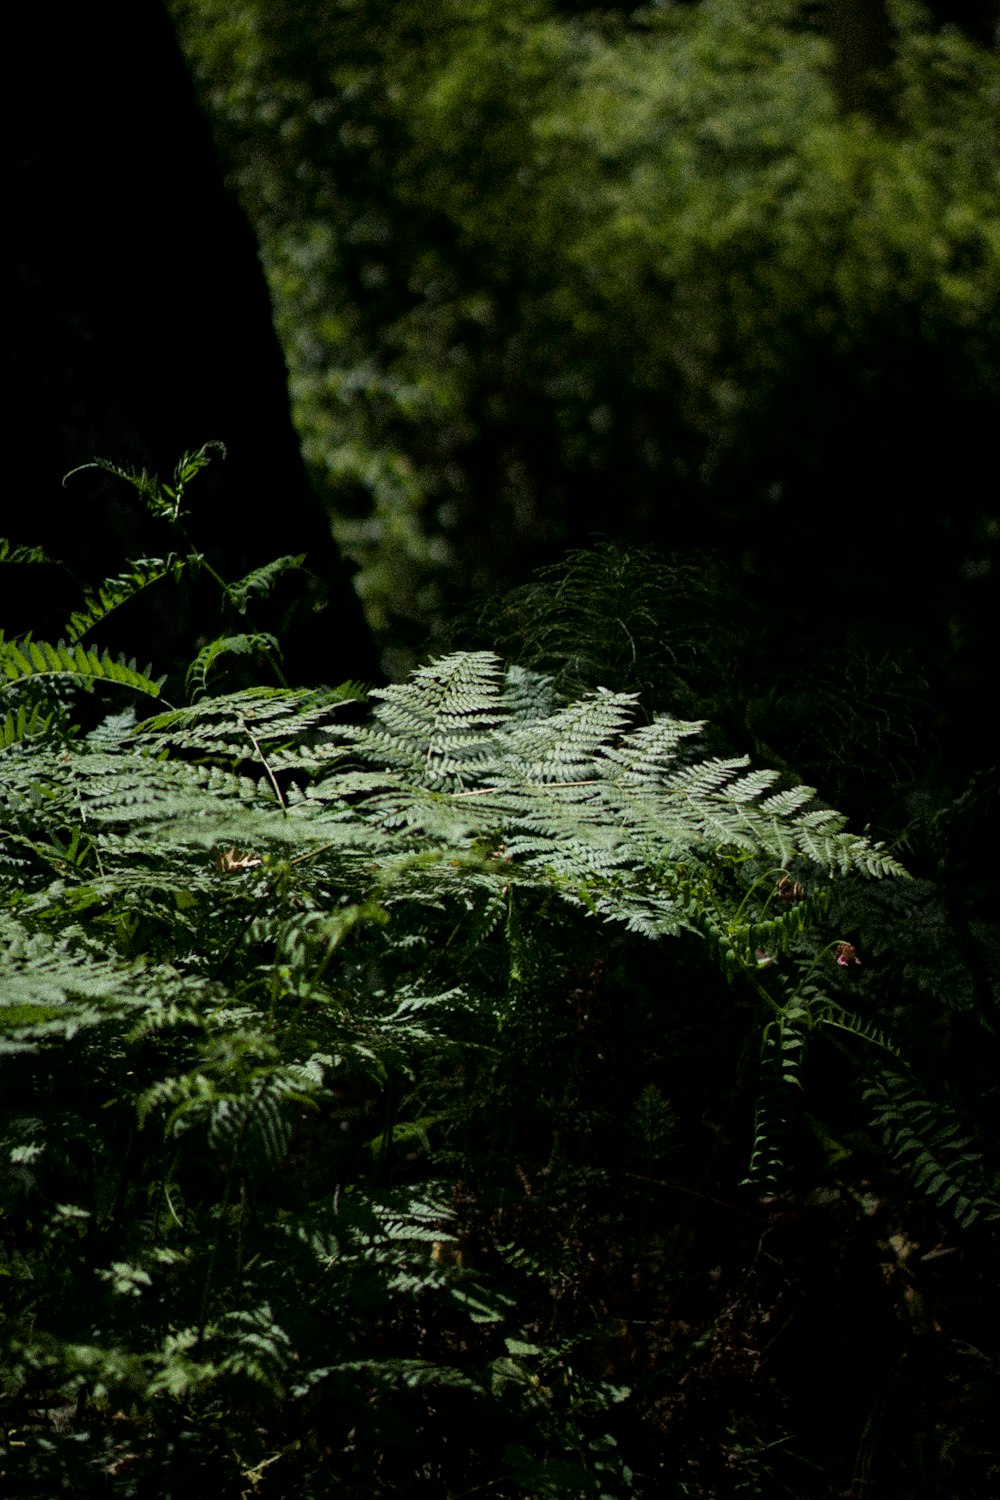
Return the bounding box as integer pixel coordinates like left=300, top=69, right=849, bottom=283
left=1, top=454, right=997, bottom=1497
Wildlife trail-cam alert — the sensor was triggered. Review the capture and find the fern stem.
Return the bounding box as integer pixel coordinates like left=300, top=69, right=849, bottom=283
left=730, top=866, right=788, bottom=926
left=288, top=841, right=339, bottom=865
left=242, top=718, right=286, bottom=811
left=450, top=779, right=601, bottom=798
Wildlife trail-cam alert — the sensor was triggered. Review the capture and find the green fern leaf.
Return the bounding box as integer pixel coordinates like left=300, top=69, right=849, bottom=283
left=227, top=553, right=307, bottom=614
left=0, top=638, right=162, bottom=696
left=185, top=633, right=283, bottom=700
left=62, top=557, right=187, bottom=643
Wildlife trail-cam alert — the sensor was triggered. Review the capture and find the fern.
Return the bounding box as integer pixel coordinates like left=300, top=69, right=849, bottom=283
left=468, top=540, right=736, bottom=718
left=185, top=631, right=284, bottom=699
left=863, top=1068, right=1000, bottom=1230
left=3, top=516, right=989, bottom=1497
left=743, top=997, right=812, bottom=1189
left=61, top=557, right=188, bottom=644
left=64, top=441, right=226, bottom=524
left=354, top=650, right=507, bottom=787
left=227, top=553, right=308, bottom=614
left=0, top=637, right=163, bottom=697
left=0, top=539, right=56, bottom=566
left=0, top=699, right=52, bottom=752
left=331, top=656, right=905, bottom=901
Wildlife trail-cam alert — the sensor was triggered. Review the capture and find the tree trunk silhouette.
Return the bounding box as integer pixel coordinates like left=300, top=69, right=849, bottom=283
left=9, top=0, right=379, bottom=690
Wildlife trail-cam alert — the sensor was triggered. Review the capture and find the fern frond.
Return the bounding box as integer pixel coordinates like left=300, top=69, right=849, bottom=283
left=475, top=540, right=732, bottom=713
left=498, top=689, right=639, bottom=785
left=0, top=922, right=150, bottom=1045
left=64, top=442, right=225, bottom=523
left=0, top=638, right=163, bottom=697
left=726, top=894, right=820, bottom=967
left=863, top=1068, right=999, bottom=1230
left=743, top=1002, right=810, bottom=1188
left=135, top=683, right=361, bottom=759
left=185, top=632, right=283, bottom=700
left=292, top=1357, right=481, bottom=1399
left=62, top=557, right=187, bottom=644
left=211, top=1304, right=295, bottom=1396
left=0, top=699, right=52, bottom=752
left=0, top=538, right=55, bottom=565
left=353, top=651, right=506, bottom=790
left=500, top=662, right=560, bottom=726
left=227, top=553, right=307, bottom=614
left=0, top=601, right=953, bottom=1494
left=810, top=992, right=898, bottom=1057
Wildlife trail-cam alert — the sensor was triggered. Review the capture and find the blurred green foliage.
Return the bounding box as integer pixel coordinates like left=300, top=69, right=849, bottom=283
left=169, top=0, right=998, bottom=666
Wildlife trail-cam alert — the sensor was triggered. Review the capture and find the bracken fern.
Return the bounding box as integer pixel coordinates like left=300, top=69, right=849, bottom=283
left=2, top=462, right=993, bottom=1498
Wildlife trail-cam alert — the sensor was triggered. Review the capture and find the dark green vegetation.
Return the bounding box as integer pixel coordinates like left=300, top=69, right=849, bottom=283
left=1, top=457, right=997, bottom=1496
left=5, top=0, right=998, bottom=1493
left=170, top=0, right=999, bottom=687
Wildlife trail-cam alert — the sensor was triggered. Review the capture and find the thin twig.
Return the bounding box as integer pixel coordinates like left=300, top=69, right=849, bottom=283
left=243, top=720, right=286, bottom=812
left=450, top=779, right=601, bottom=798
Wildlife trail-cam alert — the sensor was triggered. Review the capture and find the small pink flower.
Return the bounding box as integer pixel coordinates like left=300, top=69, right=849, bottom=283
left=835, top=942, right=861, bottom=968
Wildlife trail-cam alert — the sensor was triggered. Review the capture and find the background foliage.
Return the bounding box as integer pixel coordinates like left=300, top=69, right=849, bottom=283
left=169, top=0, right=999, bottom=678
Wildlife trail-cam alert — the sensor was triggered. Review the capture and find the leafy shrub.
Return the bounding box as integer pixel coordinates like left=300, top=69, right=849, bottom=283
left=1, top=457, right=996, bottom=1497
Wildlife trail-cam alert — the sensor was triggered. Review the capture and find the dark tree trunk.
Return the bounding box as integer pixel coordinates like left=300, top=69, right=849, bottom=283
left=9, top=0, right=379, bottom=691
